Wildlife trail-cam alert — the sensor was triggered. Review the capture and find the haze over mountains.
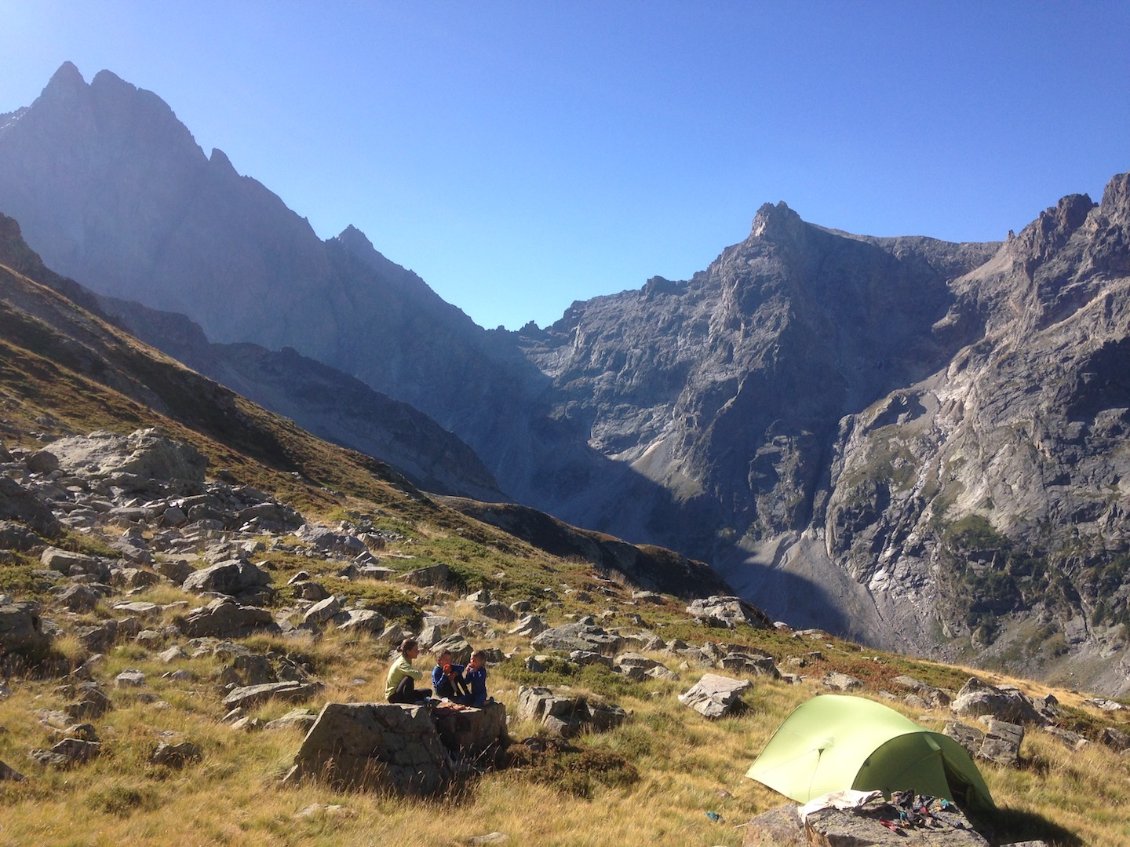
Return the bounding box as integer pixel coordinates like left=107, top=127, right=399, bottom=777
left=2, top=63, right=1128, bottom=694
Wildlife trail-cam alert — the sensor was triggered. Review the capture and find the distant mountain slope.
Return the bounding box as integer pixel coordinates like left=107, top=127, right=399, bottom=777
left=98, top=295, right=503, bottom=501
left=0, top=212, right=721, bottom=600
left=0, top=213, right=501, bottom=500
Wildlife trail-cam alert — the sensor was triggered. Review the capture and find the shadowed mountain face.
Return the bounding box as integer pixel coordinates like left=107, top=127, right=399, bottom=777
left=3, top=63, right=1130, bottom=693
left=0, top=213, right=501, bottom=501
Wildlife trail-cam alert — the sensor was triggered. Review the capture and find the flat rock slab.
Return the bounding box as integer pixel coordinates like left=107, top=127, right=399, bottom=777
left=222, top=680, right=321, bottom=710
left=678, top=672, right=751, bottom=719
left=743, top=803, right=989, bottom=846
left=285, top=702, right=455, bottom=795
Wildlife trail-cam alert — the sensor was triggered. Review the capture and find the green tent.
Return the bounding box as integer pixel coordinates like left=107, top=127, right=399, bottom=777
left=746, top=694, right=994, bottom=812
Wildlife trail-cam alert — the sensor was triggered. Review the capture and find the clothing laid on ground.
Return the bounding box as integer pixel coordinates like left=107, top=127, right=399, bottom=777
left=462, top=665, right=488, bottom=707
left=385, top=653, right=425, bottom=701
left=432, top=663, right=468, bottom=700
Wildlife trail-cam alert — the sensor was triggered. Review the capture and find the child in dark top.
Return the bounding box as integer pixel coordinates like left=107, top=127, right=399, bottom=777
left=461, top=650, right=489, bottom=707
left=431, top=649, right=470, bottom=701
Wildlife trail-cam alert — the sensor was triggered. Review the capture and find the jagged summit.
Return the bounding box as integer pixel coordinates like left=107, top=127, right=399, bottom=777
left=208, top=147, right=237, bottom=174
left=1100, top=171, right=1130, bottom=224
left=43, top=60, right=86, bottom=94
left=749, top=200, right=805, bottom=241
left=334, top=223, right=377, bottom=253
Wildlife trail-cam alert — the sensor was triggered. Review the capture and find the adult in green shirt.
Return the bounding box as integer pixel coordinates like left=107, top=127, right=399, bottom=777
left=385, top=638, right=430, bottom=704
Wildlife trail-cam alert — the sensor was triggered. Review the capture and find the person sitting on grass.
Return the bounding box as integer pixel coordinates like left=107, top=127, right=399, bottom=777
left=385, top=638, right=430, bottom=705
left=431, top=649, right=470, bottom=701
left=460, top=649, right=489, bottom=708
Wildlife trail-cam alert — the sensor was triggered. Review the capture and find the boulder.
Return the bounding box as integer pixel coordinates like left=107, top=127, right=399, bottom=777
left=337, top=609, right=386, bottom=634
left=742, top=801, right=989, bottom=846
left=221, top=680, right=322, bottom=711
left=25, top=448, right=60, bottom=474
left=155, top=558, right=195, bottom=585
left=302, top=595, right=343, bottom=627
left=944, top=718, right=1024, bottom=768
left=219, top=653, right=279, bottom=687
left=614, top=652, right=662, bottom=674
left=0, top=601, right=50, bottom=656
left=265, top=709, right=319, bottom=732
left=942, top=721, right=985, bottom=757
left=115, top=670, right=146, bottom=688
left=678, top=673, right=751, bottom=719
left=530, top=623, right=623, bottom=655
left=0, top=476, right=61, bottom=536
left=822, top=671, right=863, bottom=692
left=509, top=615, right=548, bottom=637
left=0, top=760, right=25, bottom=781
left=30, top=738, right=102, bottom=768
left=400, top=564, right=451, bottom=587
left=75, top=621, right=118, bottom=652
left=431, top=700, right=509, bottom=758
left=685, top=595, right=771, bottom=629
left=891, top=674, right=952, bottom=708
left=430, top=634, right=473, bottom=665
left=721, top=651, right=780, bottom=679
left=235, top=501, right=303, bottom=532
left=46, top=429, right=206, bottom=488
left=295, top=524, right=367, bottom=557
left=181, top=559, right=271, bottom=599
left=569, top=650, right=613, bottom=669
left=40, top=547, right=112, bottom=582
left=515, top=686, right=626, bottom=738
left=149, top=740, right=203, bottom=767
left=178, top=597, right=276, bottom=638
left=1044, top=725, right=1088, bottom=751
left=114, top=568, right=161, bottom=591
left=951, top=678, right=1044, bottom=725
left=62, top=681, right=112, bottom=720
left=1099, top=726, right=1130, bottom=753
left=478, top=602, right=518, bottom=623
left=295, top=581, right=331, bottom=602
left=977, top=717, right=1024, bottom=767
left=285, top=702, right=455, bottom=795
left=0, top=520, right=44, bottom=551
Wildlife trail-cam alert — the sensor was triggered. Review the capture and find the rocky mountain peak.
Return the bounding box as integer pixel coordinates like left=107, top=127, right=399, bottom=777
left=1010, top=192, right=1096, bottom=269
left=749, top=201, right=805, bottom=244
left=335, top=224, right=377, bottom=254
left=208, top=148, right=236, bottom=174
left=1099, top=171, right=1130, bottom=225
left=41, top=61, right=87, bottom=101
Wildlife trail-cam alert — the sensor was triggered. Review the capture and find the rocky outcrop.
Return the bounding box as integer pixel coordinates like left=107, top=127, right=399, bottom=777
left=0, top=601, right=50, bottom=660
left=515, top=686, right=626, bottom=738
left=45, top=429, right=206, bottom=491
left=285, top=702, right=455, bottom=795
left=178, top=598, right=276, bottom=639
left=678, top=673, right=752, bottom=718
left=743, top=801, right=990, bottom=846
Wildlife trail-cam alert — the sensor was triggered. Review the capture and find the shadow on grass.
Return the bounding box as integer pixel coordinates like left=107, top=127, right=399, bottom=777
left=972, top=805, right=1082, bottom=847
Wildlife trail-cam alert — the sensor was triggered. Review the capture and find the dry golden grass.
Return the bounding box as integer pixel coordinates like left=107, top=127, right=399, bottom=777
left=4, top=610, right=1129, bottom=847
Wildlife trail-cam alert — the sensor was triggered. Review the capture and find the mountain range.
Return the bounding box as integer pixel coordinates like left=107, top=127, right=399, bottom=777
left=1, top=62, right=1127, bottom=694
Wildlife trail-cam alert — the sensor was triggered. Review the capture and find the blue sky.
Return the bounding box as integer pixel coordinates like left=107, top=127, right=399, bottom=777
left=2, top=1, right=1128, bottom=330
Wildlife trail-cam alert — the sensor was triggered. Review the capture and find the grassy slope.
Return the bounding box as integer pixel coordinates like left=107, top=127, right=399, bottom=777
left=0, top=263, right=1128, bottom=845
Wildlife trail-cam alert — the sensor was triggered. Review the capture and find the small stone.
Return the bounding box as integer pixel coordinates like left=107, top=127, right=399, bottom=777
left=115, top=670, right=146, bottom=688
